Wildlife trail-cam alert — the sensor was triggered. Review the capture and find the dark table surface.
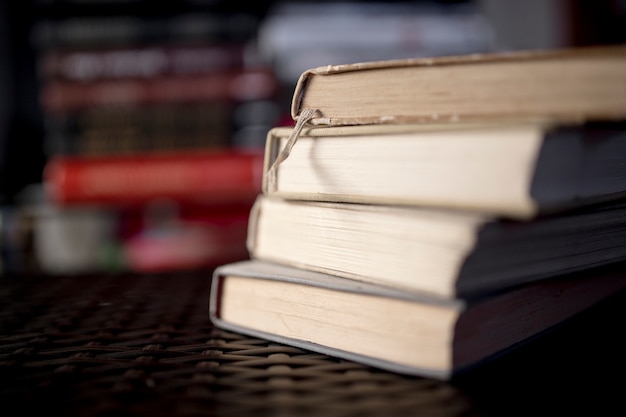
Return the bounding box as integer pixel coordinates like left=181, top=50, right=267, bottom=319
left=1, top=268, right=625, bottom=417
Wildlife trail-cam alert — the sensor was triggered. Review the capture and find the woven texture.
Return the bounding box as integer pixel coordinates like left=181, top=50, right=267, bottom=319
left=1, top=270, right=624, bottom=416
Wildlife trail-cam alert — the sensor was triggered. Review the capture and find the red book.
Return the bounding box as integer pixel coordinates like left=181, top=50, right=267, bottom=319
left=44, top=149, right=264, bottom=207
left=121, top=203, right=252, bottom=273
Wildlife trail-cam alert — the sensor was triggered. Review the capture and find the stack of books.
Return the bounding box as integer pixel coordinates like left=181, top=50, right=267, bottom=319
left=208, top=44, right=626, bottom=379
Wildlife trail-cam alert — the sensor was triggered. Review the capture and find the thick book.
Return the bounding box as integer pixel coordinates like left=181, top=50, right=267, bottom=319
left=43, top=149, right=264, bottom=207
left=290, top=45, right=626, bottom=126
left=247, top=195, right=626, bottom=299
left=262, top=121, right=626, bottom=219
left=209, top=259, right=626, bottom=379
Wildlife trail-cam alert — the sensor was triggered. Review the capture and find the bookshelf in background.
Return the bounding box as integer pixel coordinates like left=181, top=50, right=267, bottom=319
left=33, top=3, right=282, bottom=156
left=3, top=0, right=624, bottom=279
left=26, top=1, right=280, bottom=275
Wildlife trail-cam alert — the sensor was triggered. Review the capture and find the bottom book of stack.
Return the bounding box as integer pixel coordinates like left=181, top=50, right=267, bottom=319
left=209, top=259, right=626, bottom=379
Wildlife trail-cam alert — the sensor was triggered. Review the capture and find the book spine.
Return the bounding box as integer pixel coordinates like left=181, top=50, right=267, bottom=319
left=43, top=102, right=234, bottom=156
left=31, top=13, right=259, bottom=50
left=40, top=67, right=279, bottom=114
left=39, top=43, right=249, bottom=81
left=45, top=130, right=234, bottom=158
left=44, top=150, right=265, bottom=206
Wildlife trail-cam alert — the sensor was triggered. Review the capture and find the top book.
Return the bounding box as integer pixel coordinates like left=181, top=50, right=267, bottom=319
left=290, top=45, right=626, bottom=126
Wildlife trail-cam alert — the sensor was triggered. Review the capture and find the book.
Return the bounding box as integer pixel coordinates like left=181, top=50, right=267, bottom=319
left=262, top=121, right=626, bottom=219
left=122, top=203, right=252, bottom=273
left=209, top=259, right=626, bottom=379
left=289, top=45, right=626, bottom=126
left=31, top=13, right=260, bottom=50
left=246, top=195, right=626, bottom=299
left=43, top=102, right=234, bottom=157
left=38, top=42, right=249, bottom=81
left=43, top=149, right=264, bottom=207
left=40, top=66, right=279, bottom=114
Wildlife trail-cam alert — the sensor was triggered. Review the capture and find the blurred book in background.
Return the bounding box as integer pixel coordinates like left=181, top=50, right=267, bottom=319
left=43, top=149, right=264, bottom=208
left=11, top=1, right=280, bottom=276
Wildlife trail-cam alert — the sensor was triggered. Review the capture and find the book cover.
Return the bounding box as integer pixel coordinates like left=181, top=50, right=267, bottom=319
left=40, top=66, right=279, bottom=114
left=43, top=102, right=234, bottom=157
left=43, top=149, right=264, bottom=207
left=38, top=42, right=249, bottom=81
left=122, top=204, right=251, bottom=273
left=246, top=195, right=626, bottom=299
left=262, top=121, right=626, bottom=219
left=290, top=44, right=626, bottom=126
left=31, top=12, right=260, bottom=50
left=209, top=259, right=626, bottom=379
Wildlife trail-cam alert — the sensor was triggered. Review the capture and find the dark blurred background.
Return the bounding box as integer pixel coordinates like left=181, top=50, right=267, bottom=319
left=1, top=0, right=625, bottom=276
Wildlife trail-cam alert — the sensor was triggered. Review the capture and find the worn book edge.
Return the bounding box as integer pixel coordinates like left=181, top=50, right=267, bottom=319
left=261, top=122, right=626, bottom=219
left=290, top=44, right=626, bottom=124
left=208, top=260, right=464, bottom=379
left=209, top=260, right=626, bottom=379
left=261, top=121, right=549, bottom=217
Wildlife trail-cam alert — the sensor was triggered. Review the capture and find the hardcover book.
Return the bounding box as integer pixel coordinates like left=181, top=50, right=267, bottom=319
left=39, top=42, right=248, bottom=81
left=246, top=195, right=626, bottom=299
left=44, top=149, right=265, bottom=207
left=290, top=44, right=626, bottom=126
left=123, top=205, right=251, bottom=273
left=43, top=102, right=234, bottom=157
left=209, top=259, right=626, bottom=379
left=41, top=66, right=279, bottom=114
left=262, top=121, right=626, bottom=219
left=32, top=13, right=259, bottom=49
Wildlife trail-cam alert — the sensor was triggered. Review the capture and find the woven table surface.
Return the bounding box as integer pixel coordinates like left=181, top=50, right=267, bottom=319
left=1, top=269, right=625, bottom=417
